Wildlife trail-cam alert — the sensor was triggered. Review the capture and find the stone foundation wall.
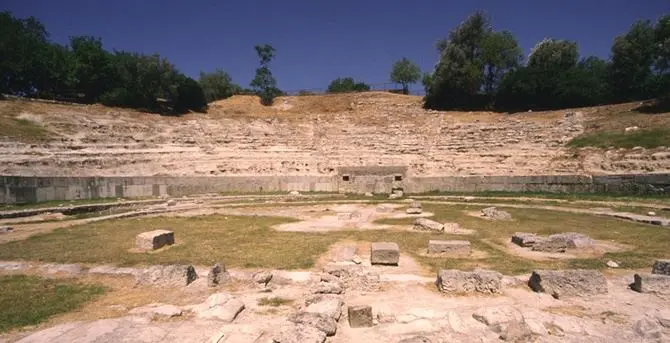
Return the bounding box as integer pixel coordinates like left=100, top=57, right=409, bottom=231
left=1, top=174, right=668, bottom=204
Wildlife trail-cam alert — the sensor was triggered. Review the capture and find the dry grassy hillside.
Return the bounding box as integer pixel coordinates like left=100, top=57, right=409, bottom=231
left=0, top=92, right=669, bottom=177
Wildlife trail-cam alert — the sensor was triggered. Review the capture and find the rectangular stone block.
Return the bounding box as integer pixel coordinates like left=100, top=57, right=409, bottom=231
left=370, top=242, right=399, bottom=266
left=347, top=305, right=373, bottom=328
left=633, top=273, right=670, bottom=295
left=136, top=230, right=175, bottom=251
left=428, top=240, right=471, bottom=256
left=528, top=269, right=607, bottom=299
left=652, top=260, right=670, bottom=276
left=436, top=269, right=502, bottom=294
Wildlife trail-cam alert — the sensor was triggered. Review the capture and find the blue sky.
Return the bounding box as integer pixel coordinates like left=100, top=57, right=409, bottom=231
left=3, top=0, right=668, bottom=93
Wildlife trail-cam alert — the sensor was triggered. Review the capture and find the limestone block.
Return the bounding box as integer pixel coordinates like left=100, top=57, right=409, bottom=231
left=304, top=296, right=344, bottom=321
left=406, top=207, right=422, bottom=214
left=207, top=263, right=230, bottom=287
left=428, top=240, right=471, bottom=256
left=289, top=311, right=337, bottom=336
left=652, top=259, right=670, bottom=275
left=511, top=232, right=540, bottom=247
left=531, top=237, right=567, bottom=253
left=272, top=323, right=326, bottom=343
left=632, top=273, right=670, bottom=295
left=413, top=218, right=444, bottom=232
left=528, top=269, right=607, bottom=298
left=338, top=212, right=352, bottom=220
left=136, top=265, right=197, bottom=287
left=136, top=229, right=174, bottom=251
left=548, top=232, right=595, bottom=249
left=371, top=242, right=400, bottom=266
left=348, top=305, right=373, bottom=328
left=481, top=207, right=512, bottom=220
left=436, top=269, right=503, bottom=294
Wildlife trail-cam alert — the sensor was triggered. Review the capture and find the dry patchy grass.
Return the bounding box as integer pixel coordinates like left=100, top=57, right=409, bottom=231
left=0, top=203, right=667, bottom=274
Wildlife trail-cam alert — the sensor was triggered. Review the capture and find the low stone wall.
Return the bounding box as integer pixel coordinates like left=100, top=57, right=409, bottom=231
left=1, top=173, right=668, bottom=203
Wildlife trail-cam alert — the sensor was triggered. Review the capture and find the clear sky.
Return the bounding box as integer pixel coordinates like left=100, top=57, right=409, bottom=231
left=3, top=0, right=668, bottom=93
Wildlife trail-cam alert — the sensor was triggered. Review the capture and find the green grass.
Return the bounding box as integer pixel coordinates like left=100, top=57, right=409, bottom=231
left=0, top=275, right=105, bottom=333
left=0, top=117, right=51, bottom=142
left=0, top=204, right=667, bottom=274
left=567, top=128, right=670, bottom=149
left=257, top=297, right=294, bottom=307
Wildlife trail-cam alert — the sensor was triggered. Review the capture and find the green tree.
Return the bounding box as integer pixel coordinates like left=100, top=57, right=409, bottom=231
left=70, top=36, right=115, bottom=103
left=327, top=77, right=370, bottom=93
left=610, top=20, right=656, bottom=101
left=425, top=11, right=496, bottom=109
left=390, top=58, right=421, bottom=94
left=250, top=44, right=280, bottom=106
left=198, top=69, right=240, bottom=103
left=0, top=11, right=50, bottom=96
left=528, top=39, right=578, bottom=71
left=480, top=31, right=522, bottom=94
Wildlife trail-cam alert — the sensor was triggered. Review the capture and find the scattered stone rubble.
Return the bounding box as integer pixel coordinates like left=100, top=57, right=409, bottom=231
left=0, top=225, right=13, bottom=233
left=480, top=207, right=512, bottom=220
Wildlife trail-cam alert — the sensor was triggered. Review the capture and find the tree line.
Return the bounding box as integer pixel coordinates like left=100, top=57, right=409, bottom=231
left=2, top=10, right=667, bottom=113
left=423, top=11, right=669, bottom=111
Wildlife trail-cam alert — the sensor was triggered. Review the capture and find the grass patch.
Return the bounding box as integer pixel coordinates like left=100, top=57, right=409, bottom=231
left=0, top=116, right=51, bottom=142
left=257, top=297, right=294, bottom=307
left=0, top=275, right=105, bottom=333
left=566, top=128, right=670, bottom=149
left=0, top=203, right=667, bottom=274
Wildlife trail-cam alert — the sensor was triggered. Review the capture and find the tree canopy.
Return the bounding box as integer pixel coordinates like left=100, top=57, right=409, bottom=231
left=327, top=77, right=370, bottom=93
left=250, top=44, right=281, bottom=106
left=390, top=58, right=421, bottom=94
left=0, top=11, right=206, bottom=114
left=425, top=12, right=670, bottom=112
left=199, top=69, right=240, bottom=103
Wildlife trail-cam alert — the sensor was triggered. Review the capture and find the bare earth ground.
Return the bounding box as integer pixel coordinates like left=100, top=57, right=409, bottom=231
left=0, top=195, right=669, bottom=342
left=1, top=93, right=670, bottom=177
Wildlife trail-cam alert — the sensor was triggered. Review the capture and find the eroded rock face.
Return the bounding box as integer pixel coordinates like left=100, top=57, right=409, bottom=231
left=289, top=312, right=337, bottom=336
left=272, top=323, right=326, bottom=343
left=436, top=269, right=503, bottom=294
left=531, top=237, right=568, bottom=253
left=136, top=265, right=197, bottom=287
left=207, top=263, right=230, bottom=287
left=632, top=273, right=670, bottom=295
left=528, top=269, right=607, bottom=298
left=632, top=318, right=663, bottom=340
left=652, top=259, right=670, bottom=275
